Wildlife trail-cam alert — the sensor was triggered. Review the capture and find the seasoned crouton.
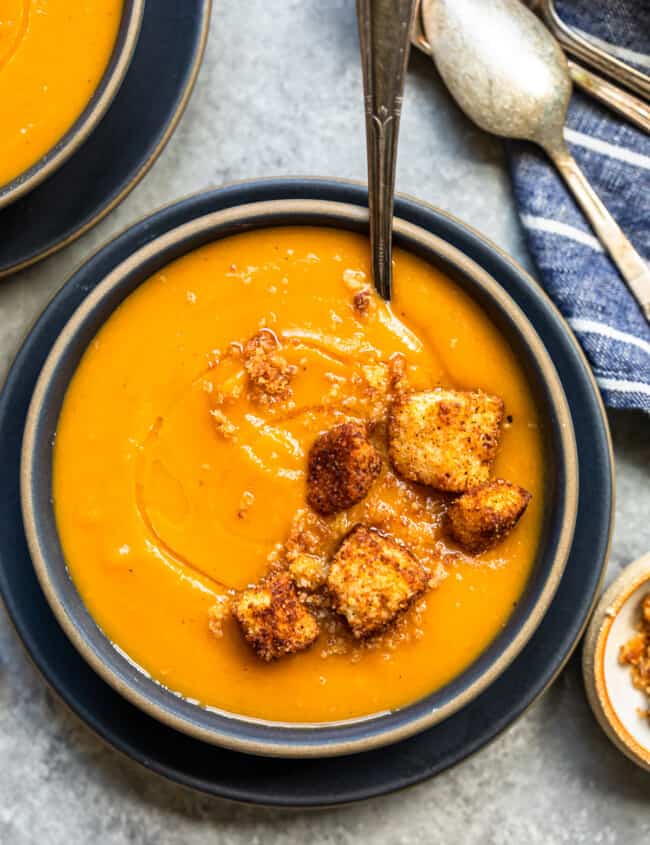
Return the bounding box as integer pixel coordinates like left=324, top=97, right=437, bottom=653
left=388, top=388, right=504, bottom=492
left=327, top=525, right=428, bottom=638
left=233, top=570, right=319, bottom=661
left=288, top=553, right=328, bottom=592
left=243, top=330, right=295, bottom=404
left=620, top=632, right=647, bottom=667
left=446, top=479, right=531, bottom=553
left=307, top=422, right=382, bottom=516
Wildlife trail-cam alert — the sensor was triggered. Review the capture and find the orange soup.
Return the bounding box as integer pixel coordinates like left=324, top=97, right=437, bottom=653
left=53, top=228, right=545, bottom=722
left=0, top=0, right=123, bottom=188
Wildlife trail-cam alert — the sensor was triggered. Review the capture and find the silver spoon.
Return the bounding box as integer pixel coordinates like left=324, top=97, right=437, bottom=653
left=532, top=0, right=650, bottom=102
left=412, top=0, right=650, bottom=135
left=421, top=0, right=650, bottom=322
left=357, top=0, right=418, bottom=300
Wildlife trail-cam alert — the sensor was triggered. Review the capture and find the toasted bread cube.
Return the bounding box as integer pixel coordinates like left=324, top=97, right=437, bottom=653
left=243, top=330, right=295, bottom=404
left=620, top=632, right=647, bottom=667
left=233, top=570, right=319, bottom=661
left=327, top=525, right=428, bottom=638
left=388, top=388, right=504, bottom=492
left=307, top=422, right=382, bottom=516
left=288, top=553, right=328, bottom=592
left=446, top=479, right=531, bottom=553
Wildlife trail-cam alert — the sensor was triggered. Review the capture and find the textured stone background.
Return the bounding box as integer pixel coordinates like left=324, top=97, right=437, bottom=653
left=1, top=3, right=649, bottom=842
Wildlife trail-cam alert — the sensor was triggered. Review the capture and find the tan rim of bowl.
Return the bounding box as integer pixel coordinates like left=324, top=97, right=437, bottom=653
left=21, top=199, right=579, bottom=757
left=0, top=0, right=145, bottom=210
left=583, top=553, right=650, bottom=772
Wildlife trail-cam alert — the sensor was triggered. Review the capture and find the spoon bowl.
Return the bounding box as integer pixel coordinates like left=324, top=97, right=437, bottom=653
left=421, top=0, right=650, bottom=321
left=423, top=0, right=571, bottom=150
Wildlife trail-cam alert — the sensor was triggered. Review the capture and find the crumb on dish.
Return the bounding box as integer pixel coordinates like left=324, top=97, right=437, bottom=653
left=620, top=593, right=650, bottom=717
left=327, top=525, right=429, bottom=639
left=209, top=407, right=238, bottom=440
left=388, top=388, right=504, bottom=492
left=353, top=288, right=375, bottom=316
left=232, top=569, right=320, bottom=661
left=446, top=479, right=532, bottom=553
left=208, top=595, right=233, bottom=638
left=307, top=422, right=382, bottom=516
left=243, top=330, right=296, bottom=404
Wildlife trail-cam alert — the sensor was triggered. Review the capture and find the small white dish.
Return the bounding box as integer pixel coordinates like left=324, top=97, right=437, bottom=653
left=583, top=553, right=650, bottom=771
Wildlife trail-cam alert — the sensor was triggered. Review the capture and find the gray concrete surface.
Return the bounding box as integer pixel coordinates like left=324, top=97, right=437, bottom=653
left=1, top=2, right=649, bottom=842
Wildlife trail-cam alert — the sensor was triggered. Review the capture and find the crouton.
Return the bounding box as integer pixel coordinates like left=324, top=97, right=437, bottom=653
left=232, top=570, right=319, bottom=661
left=243, top=330, right=295, bottom=404
left=307, top=422, right=382, bottom=516
left=620, top=595, right=650, bottom=706
left=327, top=525, right=428, bottom=638
left=288, top=553, right=328, bottom=592
left=446, top=479, right=531, bottom=553
left=620, top=632, right=647, bottom=667
left=388, top=388, right=504, bottom=492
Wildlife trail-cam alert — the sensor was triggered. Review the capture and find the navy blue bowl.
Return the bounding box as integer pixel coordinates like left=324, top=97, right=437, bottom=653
left=20, top=181, right=579, bottom=757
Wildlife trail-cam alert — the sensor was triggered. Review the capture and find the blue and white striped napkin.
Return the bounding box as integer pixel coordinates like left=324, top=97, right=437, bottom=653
left=506, top=0, right=650, bottom=413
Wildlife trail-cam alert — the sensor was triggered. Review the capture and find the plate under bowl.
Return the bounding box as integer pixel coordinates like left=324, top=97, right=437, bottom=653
left=20, top=186, right=578, bottom=758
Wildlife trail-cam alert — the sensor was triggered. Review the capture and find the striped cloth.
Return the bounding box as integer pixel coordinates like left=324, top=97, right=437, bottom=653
left=506, top=0, right=650, bottom=413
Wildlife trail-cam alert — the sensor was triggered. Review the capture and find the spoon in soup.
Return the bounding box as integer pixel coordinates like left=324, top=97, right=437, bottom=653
left=357, top=0, right=418, bottom=301
left=421, top=0, right=650, bottom=322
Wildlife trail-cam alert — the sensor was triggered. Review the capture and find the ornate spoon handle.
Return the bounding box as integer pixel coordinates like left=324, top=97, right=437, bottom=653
left=357, top=0, right=417, bottom=300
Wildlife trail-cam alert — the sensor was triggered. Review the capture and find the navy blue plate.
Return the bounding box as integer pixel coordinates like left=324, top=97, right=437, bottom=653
left=0, top=179, right=613, bottom=806
left=0, top=0, right=210, bottom=278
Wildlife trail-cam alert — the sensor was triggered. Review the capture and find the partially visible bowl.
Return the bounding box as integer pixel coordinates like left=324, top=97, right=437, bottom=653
left=20, top=182, right=579, bottom=757
left=584, top=553, right=650, bottom=772
left=0, top=0, right=144, bottom=210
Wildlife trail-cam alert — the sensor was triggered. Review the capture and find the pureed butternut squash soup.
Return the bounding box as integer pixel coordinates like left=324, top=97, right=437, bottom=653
left=0, top=0, right=123, bottom=188
left=53, top=227, right=544, bottom=723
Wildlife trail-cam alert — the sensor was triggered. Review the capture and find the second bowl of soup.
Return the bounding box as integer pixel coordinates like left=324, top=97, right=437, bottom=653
left=21, top=190, right=578, bottom=756
left=0, top=0, right=144, bottom=208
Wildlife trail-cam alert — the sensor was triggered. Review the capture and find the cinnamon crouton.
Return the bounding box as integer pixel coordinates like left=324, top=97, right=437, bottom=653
left=232, top=570, right=319, bottom=661
left=243, top=330, right=295, bottom=404
left=388, top=388, right=504, bottom=492
left=446, top=479, right=531, bottom=553
left=327, top=525, right=428, bottom=638
left=307, top=422, right=382, bottom=516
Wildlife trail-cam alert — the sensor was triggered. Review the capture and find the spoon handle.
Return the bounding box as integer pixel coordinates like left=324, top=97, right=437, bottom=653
left=538, top=0, right=650, bottom=102
left=548, top=143, right=650, bottom=322
left=566, top=61, right=650, bottom=136
left=357, top=0, right=417, bottom=300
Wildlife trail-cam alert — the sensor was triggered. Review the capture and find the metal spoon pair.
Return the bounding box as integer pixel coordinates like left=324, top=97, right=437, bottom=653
left=358, top=0, right=650, bottom=321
